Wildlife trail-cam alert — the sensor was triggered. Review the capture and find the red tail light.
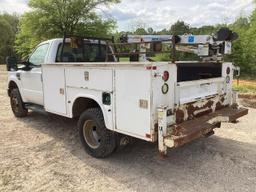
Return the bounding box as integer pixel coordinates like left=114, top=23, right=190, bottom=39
left=162, top=71, right=169, bottom=81
left=226, top=67, right=231, bottom=75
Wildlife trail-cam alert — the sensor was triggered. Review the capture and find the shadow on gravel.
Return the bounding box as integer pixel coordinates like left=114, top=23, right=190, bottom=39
left=239, top=98, right=256, bottom=109
left=16, top=110, right=256, bottom=192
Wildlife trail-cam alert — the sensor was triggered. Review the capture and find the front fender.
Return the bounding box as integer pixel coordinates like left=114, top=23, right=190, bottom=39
left=7, top=72, right=24, bottom=99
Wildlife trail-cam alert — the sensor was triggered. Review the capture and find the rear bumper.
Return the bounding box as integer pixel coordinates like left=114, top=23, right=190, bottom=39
left=165, top=107, right=248, bottom=148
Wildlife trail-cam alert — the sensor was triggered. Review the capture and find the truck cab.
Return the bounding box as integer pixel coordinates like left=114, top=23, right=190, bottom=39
left=8, top=38, right=115, bottom=106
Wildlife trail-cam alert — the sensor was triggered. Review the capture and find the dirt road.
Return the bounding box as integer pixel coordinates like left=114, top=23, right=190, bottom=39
left=0, top=66, right=256, bottom=192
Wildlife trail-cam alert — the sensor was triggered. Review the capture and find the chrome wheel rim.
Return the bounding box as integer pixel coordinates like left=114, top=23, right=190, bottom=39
left=83, top=120, right=101, bottom=149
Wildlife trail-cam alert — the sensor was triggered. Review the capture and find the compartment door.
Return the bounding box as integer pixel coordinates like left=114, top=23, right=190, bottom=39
left=42, top=66, right=67, bottom=115
left=115, top=69, right=152, bottom=140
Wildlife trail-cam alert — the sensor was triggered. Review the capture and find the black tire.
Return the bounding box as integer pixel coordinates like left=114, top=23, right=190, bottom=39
left=78, top=108, right=116, bottom=158
left=10, top=88, right=28, bottom=118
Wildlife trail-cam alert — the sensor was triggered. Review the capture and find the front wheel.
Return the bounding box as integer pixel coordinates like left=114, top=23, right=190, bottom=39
left=10, top=88, right=28, bottom=118
left=78, top=108, right=116, bottom=158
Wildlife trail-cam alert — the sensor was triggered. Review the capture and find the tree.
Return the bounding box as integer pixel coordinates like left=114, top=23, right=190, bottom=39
left=0, top=14, right=19, bottom=63
left=147, top=27, right=154, bottom=34
left=15, top=0, right=120, bottom=57
left=169, top=20, right=190, bottom=35
left=227, top=17, right=250, bottom=74
left=190, top=25, right=216, bottom=35
left=134, top=28, right=148, bottom=35
left=156, top=28, right=168, bottom=35
left=237, top=12, right=256, bottom=75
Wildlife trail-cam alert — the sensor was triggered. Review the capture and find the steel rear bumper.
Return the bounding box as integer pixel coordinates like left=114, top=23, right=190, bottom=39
left=165, top=107, right=249, bottom=148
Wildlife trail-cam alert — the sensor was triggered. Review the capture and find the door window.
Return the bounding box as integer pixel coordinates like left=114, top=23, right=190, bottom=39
left=29, top=43, right=49, bottom=66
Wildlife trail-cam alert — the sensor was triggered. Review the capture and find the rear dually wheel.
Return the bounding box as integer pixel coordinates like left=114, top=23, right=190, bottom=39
left=78, top=108, right=116, bottom=158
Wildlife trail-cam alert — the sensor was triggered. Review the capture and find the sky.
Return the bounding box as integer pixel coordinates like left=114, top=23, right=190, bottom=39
left=0, top=0, right=254, bottom=31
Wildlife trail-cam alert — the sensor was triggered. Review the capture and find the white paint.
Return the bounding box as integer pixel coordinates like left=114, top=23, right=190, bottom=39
left=19, top=68, right=43, bottom=105
left=176, top=78, right=225, bottom=105
left=7, top=38, right=239, bottom=153
left=115, top=69, right=152, bottom=139
left=42, top=66, right=67, bottom=115
left=66, top=87, right=113, bottom=130
left=65, top=68, right=113, bottom=92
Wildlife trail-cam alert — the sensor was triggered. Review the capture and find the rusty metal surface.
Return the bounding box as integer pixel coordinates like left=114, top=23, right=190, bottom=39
left=175, top=94, right=227, bottom=124
left=170, top=107, right=248, bottom=148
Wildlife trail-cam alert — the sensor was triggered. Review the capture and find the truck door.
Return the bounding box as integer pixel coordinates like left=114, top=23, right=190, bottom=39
left=20, top=43, right=50, bottom=106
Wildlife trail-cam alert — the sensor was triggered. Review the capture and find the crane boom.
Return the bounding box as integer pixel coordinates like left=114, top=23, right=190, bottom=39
left=118, top=28, right=238, bottom=62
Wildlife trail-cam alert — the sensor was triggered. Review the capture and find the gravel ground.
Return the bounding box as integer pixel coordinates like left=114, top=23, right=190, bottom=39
left=0, top=66, right=256, bottom=192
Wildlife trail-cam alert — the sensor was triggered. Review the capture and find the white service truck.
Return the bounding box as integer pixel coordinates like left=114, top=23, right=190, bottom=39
left=6, top=28, right=248, bottom=158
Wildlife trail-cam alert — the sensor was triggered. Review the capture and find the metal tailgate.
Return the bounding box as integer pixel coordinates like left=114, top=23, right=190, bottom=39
left=176, top=78, right=225, bottom=105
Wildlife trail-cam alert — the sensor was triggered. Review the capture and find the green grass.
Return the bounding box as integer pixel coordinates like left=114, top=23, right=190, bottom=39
left=119, top=57, right=130, bottom=62
left=151, top=54, right=170, bottom=62
left=238, top=75, right=256, bottom=81
left=233, top=79, right=256, bottom=93
left=233, top=84, right=256, bottom=93
left=118, top=55, right=170, bottom=62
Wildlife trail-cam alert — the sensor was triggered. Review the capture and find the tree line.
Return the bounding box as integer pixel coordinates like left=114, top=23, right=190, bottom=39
left=0, top=14, right=19, bottom=63
left=118, top=17, right=255, bottom=76
left=0, top=0, right=255, bottom=76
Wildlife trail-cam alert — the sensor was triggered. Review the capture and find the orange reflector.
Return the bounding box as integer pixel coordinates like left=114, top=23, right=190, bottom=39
left=146, top=66, right=157, bottom=70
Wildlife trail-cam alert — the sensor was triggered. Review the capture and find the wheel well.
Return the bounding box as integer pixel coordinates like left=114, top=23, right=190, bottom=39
left=72, top=97, right=101, bottom=118
left=8, top=81, right=18, bottom=96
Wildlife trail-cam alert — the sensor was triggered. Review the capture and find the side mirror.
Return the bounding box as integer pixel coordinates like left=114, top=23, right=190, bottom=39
left=6, top=56, right=18, bottom=71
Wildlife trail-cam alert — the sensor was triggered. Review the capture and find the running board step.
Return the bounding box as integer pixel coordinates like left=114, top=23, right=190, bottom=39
left=25, top=103, right=47, bottom=114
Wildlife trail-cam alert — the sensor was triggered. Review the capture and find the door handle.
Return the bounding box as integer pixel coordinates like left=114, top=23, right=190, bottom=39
left=59, top=88, right=65, bottom=95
